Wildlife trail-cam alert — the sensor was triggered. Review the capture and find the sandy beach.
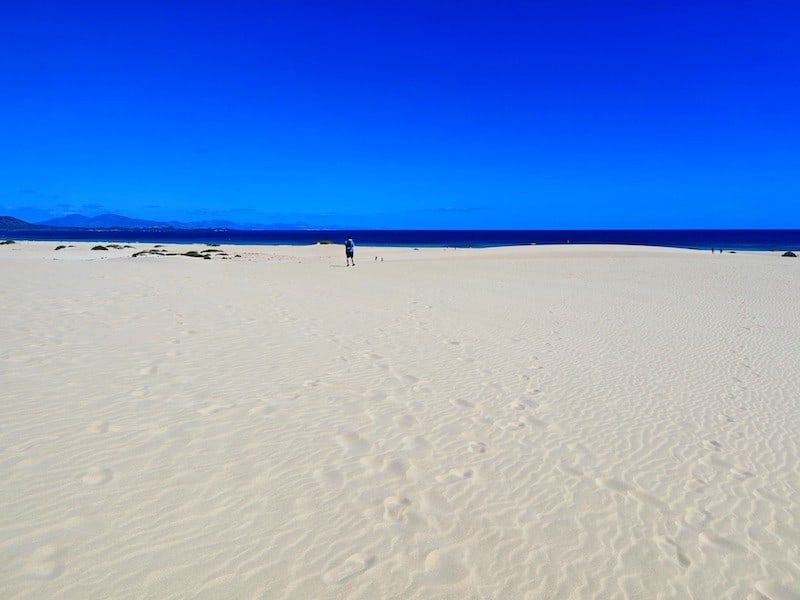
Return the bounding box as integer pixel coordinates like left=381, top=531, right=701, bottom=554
left=1, top=241, right=799, bottom=599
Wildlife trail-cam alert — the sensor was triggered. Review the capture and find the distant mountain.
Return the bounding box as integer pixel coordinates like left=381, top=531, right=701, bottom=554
left=177, top=219, right=247, bottom=229
left=3, top=212, right=316, bottom=231
left=39, top=213, right=174, bottom=229
left=0, top=215, right=48, bottom=230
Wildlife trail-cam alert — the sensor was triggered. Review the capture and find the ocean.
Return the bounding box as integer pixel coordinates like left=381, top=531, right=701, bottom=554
left=5, top=229, right=800, bottom=251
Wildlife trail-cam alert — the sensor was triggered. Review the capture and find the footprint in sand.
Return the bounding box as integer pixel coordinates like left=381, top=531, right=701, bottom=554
left=313, top=468, right=345, bottom=489
left=383, top=496, right=412, bottom=522
left=683, top=507, right=712, bottom=528
left=424, top=546, right=469, bottom=585
left=560, top=465, right=584, bottom=477
left=139, top=365, right=158, bottom=375
left=323, top=553, right=376, bottom=584
left=368, top=390, right=388, bottom=401
left=336, top=432, right=370, bottom=454
left=248, top=405, right=276, bottom=416
left=138, top=422, right=167, bottom=436
left=731, top=467, right=755, bottom=480
left=87, top=420, right=110, bottom=434
left=521, top=414, right=551, bottom=429
left=398, top=374, right=419, bottom=386
left=86, top=420, right=123, bottom=433
left=360, top=456, right=410, bottom=478
left=449, top=398, right=474, bottom=409
left=437, top=467, right=474, bottom=483
left=468, top=441, right=487, bottom=454
left=80, top=467, right=113, bottom=486
left=496, top=419, right=526, bottom=431
left=393, top=414, right=418, bottom=428
left=401, top=435, right=431, bottom=454
left=23, top=544, right=64, bottom=580
left=197, top=403, right=235, bottom=416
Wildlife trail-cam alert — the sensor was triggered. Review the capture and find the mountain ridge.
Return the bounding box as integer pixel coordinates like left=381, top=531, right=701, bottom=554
left=40, top=213, right=234, bottom=229
left=0, top=216, right=46, bottom=230
left=0, top=213, right=314, bottom=231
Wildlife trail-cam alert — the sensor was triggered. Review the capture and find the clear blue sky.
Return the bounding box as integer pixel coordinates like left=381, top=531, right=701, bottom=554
left=1, top=1, right=798, bottom=228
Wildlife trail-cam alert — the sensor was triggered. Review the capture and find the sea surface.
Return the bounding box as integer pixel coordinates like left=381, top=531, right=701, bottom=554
left=5, top=229, right=800, bottom=251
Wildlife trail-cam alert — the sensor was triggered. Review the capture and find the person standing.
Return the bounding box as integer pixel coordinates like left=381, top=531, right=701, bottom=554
left=345, top=236, right=355, bottom=267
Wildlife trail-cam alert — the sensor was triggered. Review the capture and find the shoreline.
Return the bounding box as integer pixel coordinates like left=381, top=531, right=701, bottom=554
left=3, top=227, right=799, bottom=252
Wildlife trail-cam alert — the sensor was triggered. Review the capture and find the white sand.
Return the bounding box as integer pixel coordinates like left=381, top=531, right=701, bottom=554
left=1, top=241, right=799, bottom=599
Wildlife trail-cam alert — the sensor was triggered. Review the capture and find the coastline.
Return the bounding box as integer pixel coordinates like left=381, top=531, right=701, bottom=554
left=3, top=227, right=800, bottom=251
left=2, top=242, right=799, bottom=598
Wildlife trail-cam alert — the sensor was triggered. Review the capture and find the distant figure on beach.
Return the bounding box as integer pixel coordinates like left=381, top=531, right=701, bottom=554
left=345, top=236, right=355, bottom=267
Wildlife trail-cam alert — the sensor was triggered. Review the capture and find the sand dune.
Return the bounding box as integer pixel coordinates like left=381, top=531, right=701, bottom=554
left=1, top=241, right=799, bottom=599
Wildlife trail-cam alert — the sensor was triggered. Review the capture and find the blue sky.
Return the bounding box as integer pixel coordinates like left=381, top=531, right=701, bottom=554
left=1, top=0, right=798, bottom=228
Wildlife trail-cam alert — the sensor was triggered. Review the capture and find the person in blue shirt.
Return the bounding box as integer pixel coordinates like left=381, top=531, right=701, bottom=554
left=345, top=236, right=355, bottom=267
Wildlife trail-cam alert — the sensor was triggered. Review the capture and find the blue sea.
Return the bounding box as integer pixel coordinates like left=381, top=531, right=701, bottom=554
left=6, top=229, right=800, bottom=251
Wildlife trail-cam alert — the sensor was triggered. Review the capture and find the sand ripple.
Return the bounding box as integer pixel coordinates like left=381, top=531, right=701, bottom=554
left=1, top=243, right=799, bottom=598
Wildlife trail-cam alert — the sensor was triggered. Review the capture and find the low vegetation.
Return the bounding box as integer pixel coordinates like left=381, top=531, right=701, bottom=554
left=132, top=247, right=170, bottom=257
left=131, top=246, right=235, bottom=260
